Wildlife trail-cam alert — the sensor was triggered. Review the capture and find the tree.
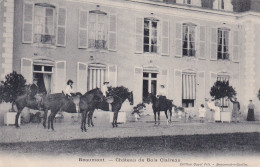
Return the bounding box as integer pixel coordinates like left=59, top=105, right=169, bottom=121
left=0, top=71, right=27, bottom=112
left=210, top=80, right=236, bottom=110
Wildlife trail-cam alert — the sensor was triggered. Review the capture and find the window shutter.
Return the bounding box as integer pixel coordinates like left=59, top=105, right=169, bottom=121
left=175, top=23, right=182, bottom=57
left=55, top=61, right=66, bottom=93
left=77, top=62, right=88, bottom=94
left=232, top=30, right=240, bottom=63
left=108, top=65, right=117, bottom=87
left=22, top=2, right=34, bottom=43
left=134, top=67, right=143, bottom=105
left=199, top=26, right=206, bottom=59
left=197, top=71, right=205, bottom=107
left=161, top=20, right=169, bottom=56
left=174, top=69, right=182, bottom=106
left=210, top=28, right=217, bottom=60
left=56, top=7, right=67, bottom=47
left=78, top=10, right=88, bottom=48
left=108, top=14, right=117, bottom=51
left=158, top=69, right=169, bottom=97
left=210, top=72, right=217, bottom=89
left=21, top=58, right=33, bottom=84
left=135, top=17, right=143, bottom=53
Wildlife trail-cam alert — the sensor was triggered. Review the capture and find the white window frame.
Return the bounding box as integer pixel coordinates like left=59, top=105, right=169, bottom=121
left=143, top=18, right=159, bottom=53
left=182, top=23, right=196, bottom=57
left=33, top=64, right=54, bottom=74
left=217, top=28, right=230, bottom=60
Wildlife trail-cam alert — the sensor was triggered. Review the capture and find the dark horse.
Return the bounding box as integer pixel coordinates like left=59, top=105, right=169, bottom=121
left=147, top=93, right=173, bottom=125
left=78, top=88, right=104, bottom=132
left=14, top=88, right=81, bottom=130
left=87, top=86, right=134, bottom=128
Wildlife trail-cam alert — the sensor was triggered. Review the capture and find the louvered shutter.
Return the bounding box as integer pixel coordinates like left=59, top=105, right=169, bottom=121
left=210, top=28, right=217, bottom=60
left=78, top=10, right=88, bottom=48
left=134, top=67, right=143, bottom=105
left=108, top=14, right=117, bottom=51
left=174, top=69, right=182, bottom=106
left=55, top=61, right=66, bottom=93
left=232, top=30, right=240, bottom=62
left=161, top=20, right=169, bottom=56
left=158, top=69, right=169, bottom=97
left=56, top=7, right=67, bottom=46
left=210, top=72, right=217, bottom=89
left=21, top=58, right=33, bottom=84
left=175, top=23, right=182, bottom=57
left=199, top=26, right=206, bottom=59
left=197, top=71, right=205, bottom=107
left=77, top=62, right=88, bottom=94
left=22, top=2, right=34, bottom=43
left=135, top=17, right=143, bottom=53
left=108, top=65, right=117, bottom=87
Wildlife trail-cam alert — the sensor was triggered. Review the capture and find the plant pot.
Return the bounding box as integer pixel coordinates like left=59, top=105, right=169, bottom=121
left=220, top=111, right=231, bottom=123
left=4, top=112, right=20, bottom=126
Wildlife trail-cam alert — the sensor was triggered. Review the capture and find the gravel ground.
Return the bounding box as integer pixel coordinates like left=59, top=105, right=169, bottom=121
left=0, top=114, right=259, bottom=143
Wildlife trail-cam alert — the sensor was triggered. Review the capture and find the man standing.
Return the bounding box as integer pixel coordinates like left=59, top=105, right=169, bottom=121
left=230, top=97, right=240, bottom=123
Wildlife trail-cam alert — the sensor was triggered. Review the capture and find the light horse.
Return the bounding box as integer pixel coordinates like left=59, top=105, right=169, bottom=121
left=87, top=86, right=134, bottom=128
left=147, top=93, right=173, bottom=125
left=78, top=88, right=104, bottom=132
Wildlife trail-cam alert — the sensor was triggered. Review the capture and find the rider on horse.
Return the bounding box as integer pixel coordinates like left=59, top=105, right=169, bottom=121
left=157, top=84, right=167, bottom=105
left=63, top=79, right=74, bottom=99
left=29, top=78, right=42, bottom=110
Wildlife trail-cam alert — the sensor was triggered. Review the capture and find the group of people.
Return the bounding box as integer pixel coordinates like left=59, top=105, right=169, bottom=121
left=198, top=97, right=256, bottom=123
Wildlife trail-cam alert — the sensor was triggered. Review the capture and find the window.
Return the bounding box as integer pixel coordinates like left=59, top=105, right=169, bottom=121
left=143, top=72, right=157, bottom=102
left=33, top=65, right=53, bottom=73
left=34, top=4, right=55, bottom=44
left=87, top=63, right=107, bottom=91
left=183, top=0, right=191, bottom=5
left=144, top=18, right=158, bottom=53
left=182, top=73, right=196, bottom=107
left=218, top=0, right=224, bottom=10
left=218, top=28, right=229, bottom=60
left=183, top=23, right=196, bottom=57
left=88, top=11, right=108, bottom=50
left=217, top=75, right=230, bottom=108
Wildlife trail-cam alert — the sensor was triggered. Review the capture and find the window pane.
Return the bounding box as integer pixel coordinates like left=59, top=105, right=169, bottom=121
left=34, top=65, right=42, bottom=71
left=144, top=37, right=149, bottom=44
left=144, top=29, right=149, bottom=36
left=151, top=73, right=157, bottom=78
left=144, top=45, right=149, bottom=52
left=183, top=40, right=188, bottom=49
left=152, top=21, right=157, bottom=29
left=151, top=45, right=157, bottom=53
left=218, top=52, right=222, bottom=59
left=183, top=48, right=188, bottom=56
left=151, top=80, right=157, bottom=95
left=143, top=73, right=149, bottom=77
left=151, top=37, right=157, bottom=44
left=44, top=66, right=52, bottom=72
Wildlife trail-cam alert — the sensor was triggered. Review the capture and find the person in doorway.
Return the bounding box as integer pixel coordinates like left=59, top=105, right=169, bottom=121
left=64, top=80, right=74, bottom=98
left=198, top=104, right=206, bottom=123
left=230, top=97, right=241, bottom=123
left=101, top=81, right=109, bottom=97
left=247, top=100, right=255, bottom=121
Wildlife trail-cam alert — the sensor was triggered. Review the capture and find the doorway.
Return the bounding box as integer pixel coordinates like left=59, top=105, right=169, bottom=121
left=143, top=72, right=157, bottom=102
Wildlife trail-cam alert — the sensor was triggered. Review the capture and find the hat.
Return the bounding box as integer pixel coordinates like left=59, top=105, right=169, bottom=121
left=103, top=81, right=109, bottom=84
left=67, top=79, right=73, bottom=85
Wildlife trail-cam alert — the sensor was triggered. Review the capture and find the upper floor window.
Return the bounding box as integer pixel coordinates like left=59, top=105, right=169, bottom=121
left=88, top=10, right=108, bottom=50
left=144, top=18, right=158, bottom=53
left=218, top=28, right=229, bottom=60
left=183, top=23, right=196, bottom=57
left=183, top=0, right=191, bottom=5
left=34, top=4, right=55, bottom=45
left=22, top=2, right=67, bottom=46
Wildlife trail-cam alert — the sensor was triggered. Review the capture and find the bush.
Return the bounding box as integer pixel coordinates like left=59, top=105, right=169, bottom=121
left=0, top=71, right=27, bottom=111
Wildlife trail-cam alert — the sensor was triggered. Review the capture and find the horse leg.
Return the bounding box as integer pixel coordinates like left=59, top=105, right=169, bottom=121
left=81, top=111, right=85, bottom=132
left=42, top=109, right=48, bottom=128
left=169, top=109, right=172, bottom=124
left=154, top=111, right=157, bottom=125
left=15, top=110, right=22, bottom=128
left=158, top=112, right=160, bottom=125
left=84, top=112, right=88, bottom=132
left=114, top=111, right=119, bottom=127
left=165, top=110, right=168, bottom=125
left=48, top=111, right=55, bottom=130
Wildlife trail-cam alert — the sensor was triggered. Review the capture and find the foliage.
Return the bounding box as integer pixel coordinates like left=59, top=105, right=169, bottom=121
left=201, top=0, right=215, bottom=9
left=232, top=0, right=251, bottom=12
left=0, top=71, right=27, bottom=111
left=210, top=80, right=236, bottom=100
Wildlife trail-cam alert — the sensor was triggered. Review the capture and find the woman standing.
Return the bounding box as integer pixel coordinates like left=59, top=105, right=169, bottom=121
left=247, top=100, right=255, bottom=121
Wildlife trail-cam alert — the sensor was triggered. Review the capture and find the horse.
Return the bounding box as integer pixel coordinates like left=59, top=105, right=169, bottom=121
left=87, top=86, right=134, bottom=128
left=78, top=88, right=104, bottom=132
left=147, top=93, right=173, bottom=125
left=41, top=92, right=81, bottom=131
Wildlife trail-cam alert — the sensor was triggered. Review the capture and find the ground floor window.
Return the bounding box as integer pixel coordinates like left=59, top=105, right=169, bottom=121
left=143, top=72, right=157, bottom=102
left=217, top=75, right=230, bottom=108
left=182, top=73, right=196, bottom=107
left=87, top=63, right=107, bottom=91
left=33, top=64, right=53, bottom=94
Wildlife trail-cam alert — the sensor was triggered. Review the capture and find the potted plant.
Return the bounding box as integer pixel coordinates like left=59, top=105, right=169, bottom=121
left=0, top=71, right=27, bottom=125
left=210, top=80, right=236, bottom=122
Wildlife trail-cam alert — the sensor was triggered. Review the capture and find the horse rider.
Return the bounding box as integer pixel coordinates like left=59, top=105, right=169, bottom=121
left=29, top=78, right=41, bottom=110
left=157, top=84, right=167, bottom=104
left=101, top=81, right=109, bottom=98
left=64, top=79, right=74, bottom=99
